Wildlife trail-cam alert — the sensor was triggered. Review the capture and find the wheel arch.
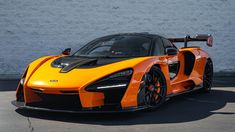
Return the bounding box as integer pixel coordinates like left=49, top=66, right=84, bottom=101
left=152, top=63, right=171, bottom=95
left=121, top=57, right=171, bottom=108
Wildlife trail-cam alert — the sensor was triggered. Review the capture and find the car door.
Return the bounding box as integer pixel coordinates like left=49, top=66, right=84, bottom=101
left=161, top=37, right=180, bottom=80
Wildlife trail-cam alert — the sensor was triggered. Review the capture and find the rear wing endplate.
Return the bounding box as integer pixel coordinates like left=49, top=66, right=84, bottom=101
left=168, top=34, right=213, bottom=48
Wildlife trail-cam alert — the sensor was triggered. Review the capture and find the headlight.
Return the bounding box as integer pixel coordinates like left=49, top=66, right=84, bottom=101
left=97, top=84, right=127, bottom=90
left=108, top=69, right=133, bottom=78
left=19, top=67, right=28, bottom=86
left=20, top=78, right=25, bottom=85
left=85, top=69, right=133, bottom=92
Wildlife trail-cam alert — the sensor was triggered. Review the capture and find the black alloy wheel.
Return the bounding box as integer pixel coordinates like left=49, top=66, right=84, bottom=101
left=138, top=66, right=167, bottom=109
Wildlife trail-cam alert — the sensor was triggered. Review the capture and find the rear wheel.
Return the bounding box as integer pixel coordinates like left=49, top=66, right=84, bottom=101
left=202, top=59, right=213, bottom=92
left=137, top=66, right=167, bottom=109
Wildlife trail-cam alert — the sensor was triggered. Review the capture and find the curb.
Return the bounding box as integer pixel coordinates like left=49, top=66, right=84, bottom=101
left=214, top=72, right=235, bottom=77
left=0, top=74, right=21, bottom=80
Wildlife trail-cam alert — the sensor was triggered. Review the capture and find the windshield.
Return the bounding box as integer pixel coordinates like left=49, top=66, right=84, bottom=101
left=73, top=35, right=152, bottom=58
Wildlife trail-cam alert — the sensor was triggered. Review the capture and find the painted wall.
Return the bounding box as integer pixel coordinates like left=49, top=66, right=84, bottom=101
left=0, top=0, right=235, bottom=77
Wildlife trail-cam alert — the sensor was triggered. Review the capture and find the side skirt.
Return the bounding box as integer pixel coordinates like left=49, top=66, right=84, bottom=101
left=166, top=84, right=203, bottom=98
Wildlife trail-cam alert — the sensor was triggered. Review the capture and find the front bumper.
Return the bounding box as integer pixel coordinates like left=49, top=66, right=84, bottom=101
left=12, top=100, right=148, bottom=113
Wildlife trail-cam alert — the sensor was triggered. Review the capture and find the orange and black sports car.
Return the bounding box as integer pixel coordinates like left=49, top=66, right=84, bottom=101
left=13, top=33, right=213, bottom=113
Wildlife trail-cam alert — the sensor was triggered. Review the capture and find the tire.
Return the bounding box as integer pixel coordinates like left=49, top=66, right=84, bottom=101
left=137, top=66, right=167, bottom=110
left=202, top=59, right=213, bottom=92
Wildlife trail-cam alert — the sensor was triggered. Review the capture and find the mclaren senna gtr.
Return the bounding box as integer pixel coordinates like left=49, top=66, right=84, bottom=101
left=13, top=33, right=214, bottom=113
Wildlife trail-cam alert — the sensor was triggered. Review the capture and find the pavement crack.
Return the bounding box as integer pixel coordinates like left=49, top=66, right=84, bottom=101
left=27, top=117, right=34, bottom=132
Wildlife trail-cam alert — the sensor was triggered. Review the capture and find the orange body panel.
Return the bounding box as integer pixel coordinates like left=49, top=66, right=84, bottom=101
left=16, top=47, right=209, bottom=109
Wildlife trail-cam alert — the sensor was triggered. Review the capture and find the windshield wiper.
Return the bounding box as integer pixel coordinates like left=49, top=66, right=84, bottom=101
left=98, top=55, right=131, bottom=58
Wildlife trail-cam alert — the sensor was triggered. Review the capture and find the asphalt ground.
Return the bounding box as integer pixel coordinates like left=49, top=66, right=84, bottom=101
left=0, top=76, right=234, bottom=132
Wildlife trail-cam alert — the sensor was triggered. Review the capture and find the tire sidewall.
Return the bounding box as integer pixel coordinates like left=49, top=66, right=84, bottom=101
left=202, top=59, right=213, bottom=92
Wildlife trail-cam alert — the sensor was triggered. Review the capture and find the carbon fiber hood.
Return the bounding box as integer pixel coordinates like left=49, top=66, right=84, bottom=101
left=51, top=56, right=132, bottom=73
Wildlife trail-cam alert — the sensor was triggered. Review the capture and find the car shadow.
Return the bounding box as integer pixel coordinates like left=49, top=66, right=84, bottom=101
left=15, top=89, right=235, bottom=125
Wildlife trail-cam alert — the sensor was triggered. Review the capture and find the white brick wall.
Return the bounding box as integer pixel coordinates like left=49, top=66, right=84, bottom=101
left=0, top=0, right=235, bottom=76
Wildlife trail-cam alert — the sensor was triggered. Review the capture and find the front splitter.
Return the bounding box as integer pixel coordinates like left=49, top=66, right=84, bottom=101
left=12, top=100, right=148, bottom=113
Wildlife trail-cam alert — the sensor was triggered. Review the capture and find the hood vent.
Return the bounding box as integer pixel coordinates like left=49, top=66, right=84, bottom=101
left=51, top=56, right=131, bottom=73
left=51, top=57, right=97, bottom=73
left=60, top=59, right=97, bottom=73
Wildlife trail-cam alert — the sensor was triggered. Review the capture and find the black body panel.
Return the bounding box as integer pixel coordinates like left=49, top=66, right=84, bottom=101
left=27, top=93, right=82, bottom=111
left=168, top=61, right=180, bottom=79
left=183, top=52, right=195, bottom=75
left=16, top=84, right=24, bottom=102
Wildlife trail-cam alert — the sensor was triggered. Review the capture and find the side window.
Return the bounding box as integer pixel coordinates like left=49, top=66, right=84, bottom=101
left=153, top=38, right=165, bottom=55
left=162, top=38, right=174, bottom=48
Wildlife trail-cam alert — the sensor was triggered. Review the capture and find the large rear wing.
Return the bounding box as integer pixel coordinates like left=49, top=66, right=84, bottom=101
left=168, top=34, right=213, bottom=48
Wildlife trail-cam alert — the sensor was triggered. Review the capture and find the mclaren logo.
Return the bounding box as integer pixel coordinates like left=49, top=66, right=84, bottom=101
left=50, top=80, right=58, bottom=82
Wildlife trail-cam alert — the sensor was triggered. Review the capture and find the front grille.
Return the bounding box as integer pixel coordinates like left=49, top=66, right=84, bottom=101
left=27, top=93, right=82, bottom=111
left=103, top=88, right=127, bottom=106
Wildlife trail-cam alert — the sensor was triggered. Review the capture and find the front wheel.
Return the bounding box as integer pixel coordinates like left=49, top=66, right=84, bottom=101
left=202, top=59, right=213, bottom=92
left=137, top=66, right=167, bottom=109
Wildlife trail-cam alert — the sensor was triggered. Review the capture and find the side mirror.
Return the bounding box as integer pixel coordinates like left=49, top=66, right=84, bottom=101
left=166, top=48, right=178, bottom=55
left=62, top=48, right=71, bottom=55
